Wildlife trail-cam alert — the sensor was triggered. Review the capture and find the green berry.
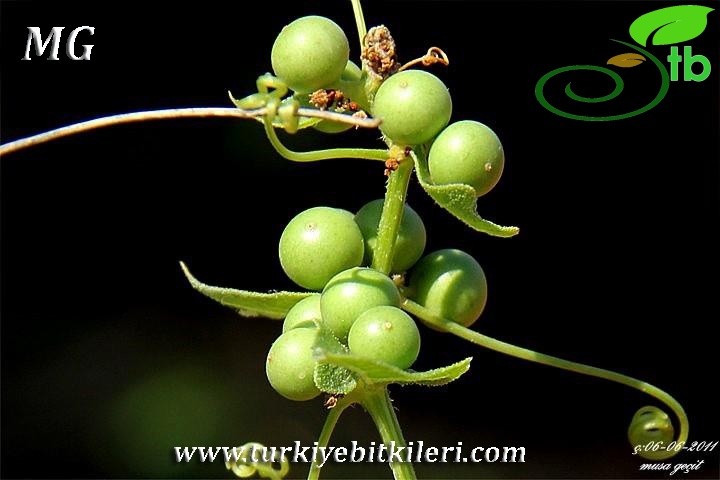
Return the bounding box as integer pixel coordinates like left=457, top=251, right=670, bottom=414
left=283, top=294, right=321, bottom=332
left=354, top=199, right=426, bottom=273
left=266, top=328, right=321, bottom=401
left=348, top=306, right=421, bottom=369
left=271, top=16, right=349, bottom=94
left=279, top=207, right=364, bottom=291
left=428, top=121, right=505, bottom=197
left=321, top=267, right=401, bottom=342
left=372, top=70, right=452, bottom=145
left=408, top=249, right=487, bottom=328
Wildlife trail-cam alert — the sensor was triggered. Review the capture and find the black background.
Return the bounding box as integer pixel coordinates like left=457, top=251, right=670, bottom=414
left=1, top=1, right=718, bottom=478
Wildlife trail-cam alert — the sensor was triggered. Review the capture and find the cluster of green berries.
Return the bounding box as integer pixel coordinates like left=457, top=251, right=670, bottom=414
left=265, top=16, right=505, bottom=401
left=271, top=15, right=504, bottom=195
left=267, top=201, right=488, bottom=401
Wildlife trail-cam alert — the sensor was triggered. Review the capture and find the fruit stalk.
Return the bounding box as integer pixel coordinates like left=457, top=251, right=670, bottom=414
left=361, top=385, right=418, bottom=480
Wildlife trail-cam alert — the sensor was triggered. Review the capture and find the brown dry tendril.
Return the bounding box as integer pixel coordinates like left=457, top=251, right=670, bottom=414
left=398, top=46, right=450, bottom=71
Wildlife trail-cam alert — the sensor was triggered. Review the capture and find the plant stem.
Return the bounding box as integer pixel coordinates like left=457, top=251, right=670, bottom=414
left=350, top=0, right=368, bottom=48
left=372, top=158, right=413, bottom=274
left=307, top=396, right=354, bottom=480
left=401, top=298, right=689, bottom=454
left=0, top=107, right=382, bottom=157
left=361, top=386, right=417, bottom=480
left=263, top=116, right=387, bottom=163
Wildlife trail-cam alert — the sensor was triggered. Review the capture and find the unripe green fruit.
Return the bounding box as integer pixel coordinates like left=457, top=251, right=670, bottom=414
left=283, top=294, right=321, bottom=332
left=321, top=267, right=401, bottom=342
left=408, top=249, right=487, bottom=328
left=271, top=16, right=349, bottom=94
left=372, top=70, right=452, bottom=145
left=266, top=328, right=321, bottom=401
left=354, top=199, right=426, bottom=273
left=348, top=306, right=421, bottom=370
left=428, top=121, right=505, bottom=197
left=279, top=207, right=364, bottom=291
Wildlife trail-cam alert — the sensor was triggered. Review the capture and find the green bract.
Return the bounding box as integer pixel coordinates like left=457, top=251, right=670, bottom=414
left=372, top=70, right=452, bottom=145
left=428, top=120, right=505, bottom=197
left=320, top=267, right=401, bottom=341
left=279, top=207, right=364, bottom=291
left=266, top=328, right=321, bottom=401
left=348, top=306, right=421, bottom=370
left=355, top=199, right=426, bottom=273
left=408, top=249, right=488, bottom=328
left=271, top=16, right=350, bottom=94
left=282, top=294, right=321, bottom=332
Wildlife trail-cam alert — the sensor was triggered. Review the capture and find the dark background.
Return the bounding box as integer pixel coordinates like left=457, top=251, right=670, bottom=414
left=1, top=0, right=718, bottom=478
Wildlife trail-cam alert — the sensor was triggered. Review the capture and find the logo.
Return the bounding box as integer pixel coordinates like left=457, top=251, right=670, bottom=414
left=535, top=5, right=714, bottom=121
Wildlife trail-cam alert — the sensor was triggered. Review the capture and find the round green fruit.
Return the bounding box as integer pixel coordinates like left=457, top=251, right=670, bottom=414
left=428, top=121, right=505, bottom=197
left=271, top=16, right=349, bottom=94
left=279, top=207, right=364, bottom=291
left=354, top=199, right=426, bottom=273
left=320, top=267, right=401, bottom=341
left=266, top=328, right=321, bottom=401
left=283, top=294, right=321, bottom=332
left=372, top=70, right=452, bottom=145
left=408, top=249, right=487, bottom=328
left=348, top=306, right=421, bottom=370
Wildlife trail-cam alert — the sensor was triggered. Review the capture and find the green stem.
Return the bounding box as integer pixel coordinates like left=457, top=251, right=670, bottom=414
left=371, top=159, right=413, bottom=274
left=350, top=0, right=367, bottom=49
left=263, top=116, right=387, bottom=162
left=361, top=386, right=417, bottom=480
left=307, top=396, right=354, bottom=480
left=401, top=298, right=689, bottom=456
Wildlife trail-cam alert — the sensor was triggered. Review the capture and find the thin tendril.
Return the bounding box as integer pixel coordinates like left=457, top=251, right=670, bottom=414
left=398, top=47, right=450, bottom=72
left=401, top=298, right=689, bottom=458
left=0, top=107, right=381, bottom=157
left=262, top=114, right=387, bottom=163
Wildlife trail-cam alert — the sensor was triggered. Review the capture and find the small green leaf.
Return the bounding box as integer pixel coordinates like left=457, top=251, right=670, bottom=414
left=411, top=151, right=519, bottom=238
left=629, top=5, right=714, bottom=47
left=316, top=348, right=472, bottom=387
left=313, top=324, right=357, bottom=395
left=180, top=262, right=313, bottom=319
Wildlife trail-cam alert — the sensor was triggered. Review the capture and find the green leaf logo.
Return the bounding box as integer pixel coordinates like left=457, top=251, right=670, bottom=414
left=629, top=5, right=714, bottom=47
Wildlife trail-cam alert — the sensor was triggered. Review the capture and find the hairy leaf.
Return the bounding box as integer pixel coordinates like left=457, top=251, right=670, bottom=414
left=180, top=262, right=312, bottom=319
left=313, top=324, right=357, bottom=395
left=316, top=348, right=472, bottom=387
left=411, top=150, right=519, bottom=238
